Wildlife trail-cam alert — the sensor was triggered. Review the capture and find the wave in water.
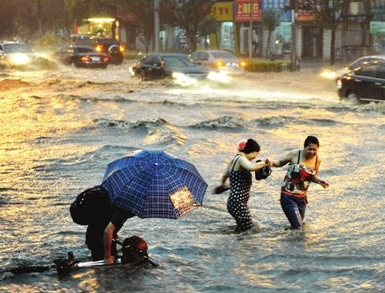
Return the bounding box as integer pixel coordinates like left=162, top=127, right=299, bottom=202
left=93, top=117, right=172, bottom=129
left=190, top=116, right=246, bottom=130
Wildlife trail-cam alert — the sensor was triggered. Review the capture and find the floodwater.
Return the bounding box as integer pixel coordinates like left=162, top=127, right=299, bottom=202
left=1, top=63, right=385, bottom=293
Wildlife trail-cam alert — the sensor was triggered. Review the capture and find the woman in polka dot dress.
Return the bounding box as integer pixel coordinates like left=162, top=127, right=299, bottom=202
left=218, top=139, right=270, bottom=232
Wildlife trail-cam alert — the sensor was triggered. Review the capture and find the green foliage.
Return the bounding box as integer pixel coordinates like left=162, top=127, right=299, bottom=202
left=261, top=9, right=281, bottom=57
left=297, top=0, right=343, bottom=30
left=245, top=59, right=291, bottom=72
left=160, top=0, right=215, bottom=51
left=123, top=52, right=145, bottom=60
left=261, top=9, right=280, bottom=32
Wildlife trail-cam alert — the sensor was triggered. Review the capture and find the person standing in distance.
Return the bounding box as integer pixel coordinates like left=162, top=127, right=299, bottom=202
left=270, top=135, right=329, bottom=230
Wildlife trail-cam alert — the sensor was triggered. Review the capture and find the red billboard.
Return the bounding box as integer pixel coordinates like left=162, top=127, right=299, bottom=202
left=234, top=0, right=262, bottom=22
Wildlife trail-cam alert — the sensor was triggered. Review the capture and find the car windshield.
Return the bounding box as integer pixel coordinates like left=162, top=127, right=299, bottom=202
left=3, top=44, right=33, bottom=53
left=211, top=51, right=236, bottom=59
left=163, top=56, right=196, bottom=67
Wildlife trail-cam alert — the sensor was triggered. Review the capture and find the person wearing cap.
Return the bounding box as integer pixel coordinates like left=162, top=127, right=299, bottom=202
left=217, top=138, right=270, bottom=232
left=269, top=135, right=329, bottom=230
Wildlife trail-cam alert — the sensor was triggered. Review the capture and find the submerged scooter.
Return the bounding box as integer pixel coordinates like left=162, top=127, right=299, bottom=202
left=53, top=235, right=158, bottom=276
left=1, top=235, right=158, bottom=277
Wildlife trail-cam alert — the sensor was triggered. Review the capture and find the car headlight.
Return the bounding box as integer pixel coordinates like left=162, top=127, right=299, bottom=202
left=216, top=61, right=225, bottom=68
left=9, top=54, right=31, bottom=65
left=207, top=71, right=231, bottom=84
left=172, top=72, right=187, bottom=80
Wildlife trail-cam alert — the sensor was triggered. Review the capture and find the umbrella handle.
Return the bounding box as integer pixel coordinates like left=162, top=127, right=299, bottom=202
left=146, top=258, right=159, bottom=267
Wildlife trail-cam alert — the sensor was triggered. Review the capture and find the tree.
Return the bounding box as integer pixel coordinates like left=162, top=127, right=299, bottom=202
left=0, top=0, right=19, bottom=39
left=296, top=0, right=343, bottom=65
left=0, top=0, right=39, bottom=41
left=116, top=0, right=155, bottom=54
left=160, top=0, right=215, bottom=52
left=197, top=16, right=218, bottom=50
left=261, top=9, right=280, bottom=58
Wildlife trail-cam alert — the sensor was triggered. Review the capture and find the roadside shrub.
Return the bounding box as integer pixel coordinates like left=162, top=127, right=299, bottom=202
left=123, top=52, right=145, bottom=60
left=245, top=59, right=292, bottom=72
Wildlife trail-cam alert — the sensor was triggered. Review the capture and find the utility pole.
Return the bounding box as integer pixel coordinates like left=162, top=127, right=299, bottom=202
left=154, top=0, right=160, bottom=53
left=365, top=0, right=371, bottom=55
left=248, top=0, right=253, bottom=59
left=341, top=0, right=349, bottom=63
left=290, top=0, right=296, bottom=71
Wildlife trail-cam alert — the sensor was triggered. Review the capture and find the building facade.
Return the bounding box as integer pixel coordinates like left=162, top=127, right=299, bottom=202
left=208, top=0, right=377, bottom=62
left=78, top=0, right=383, bottom=63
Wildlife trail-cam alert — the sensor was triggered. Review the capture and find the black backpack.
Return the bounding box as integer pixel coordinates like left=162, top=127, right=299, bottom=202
left=70, top=185, right=111, bottom=225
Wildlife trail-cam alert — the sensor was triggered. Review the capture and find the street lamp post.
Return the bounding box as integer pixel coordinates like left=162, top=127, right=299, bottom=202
left=248, top=0, right=253, bottom=59
left=154, top=0, right=160, bottom=53
left=290, top=6, right=296, bottom=71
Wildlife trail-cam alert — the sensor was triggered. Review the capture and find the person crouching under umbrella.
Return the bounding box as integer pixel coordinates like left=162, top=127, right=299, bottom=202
left=86, top=205, right=135, bottom=264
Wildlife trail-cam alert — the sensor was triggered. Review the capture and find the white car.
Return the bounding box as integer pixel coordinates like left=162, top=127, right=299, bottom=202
left=0, top=41, right=37, bottom=66
left=190, top=50, right=246, bottom=76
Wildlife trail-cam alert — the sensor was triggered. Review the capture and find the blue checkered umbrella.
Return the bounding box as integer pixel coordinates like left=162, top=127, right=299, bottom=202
left=101, top=150, right=208, bottom=219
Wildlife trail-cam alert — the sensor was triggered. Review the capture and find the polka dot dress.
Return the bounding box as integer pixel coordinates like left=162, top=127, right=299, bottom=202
left=227, top=166, right=253, bottom=232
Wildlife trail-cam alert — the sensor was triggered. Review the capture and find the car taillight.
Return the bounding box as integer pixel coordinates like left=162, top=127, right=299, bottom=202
left=81, top=56, right=91, bottom=62
left=102, top=56, right=109, bottom=62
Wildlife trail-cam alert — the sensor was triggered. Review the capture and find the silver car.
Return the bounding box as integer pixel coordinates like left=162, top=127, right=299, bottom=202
left=190, top=50, right=246, bottom=76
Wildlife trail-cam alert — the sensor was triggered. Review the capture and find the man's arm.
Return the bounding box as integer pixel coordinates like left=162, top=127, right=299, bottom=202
left=104, top=222, right=116, bottom=265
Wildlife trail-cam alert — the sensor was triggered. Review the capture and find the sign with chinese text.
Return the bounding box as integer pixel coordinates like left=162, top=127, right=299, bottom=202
left=262, top=0, right=291, bottom=22
left=211, top=2, right=233, bottom=22
left=234, top=0, right=262, bottom=22
left=297, top=10, right=315, bottom=22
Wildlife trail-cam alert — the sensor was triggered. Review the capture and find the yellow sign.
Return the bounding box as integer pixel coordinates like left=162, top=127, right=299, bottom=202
left=211, top=2, right=233, bottom=22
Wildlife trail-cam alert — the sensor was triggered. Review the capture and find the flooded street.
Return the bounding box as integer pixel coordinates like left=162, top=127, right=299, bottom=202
left=1, top=63, right=385, bottom=292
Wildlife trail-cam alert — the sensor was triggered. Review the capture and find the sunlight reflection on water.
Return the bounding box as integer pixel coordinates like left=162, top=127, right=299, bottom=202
left=1, top=68, right=385, bottom=292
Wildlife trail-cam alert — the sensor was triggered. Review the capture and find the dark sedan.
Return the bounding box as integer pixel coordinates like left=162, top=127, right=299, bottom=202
left=55, top=45, right=109, bottom=69
left=129, top=53, right=212, bottom=85
left=337, top=61, right=385, bottom=103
